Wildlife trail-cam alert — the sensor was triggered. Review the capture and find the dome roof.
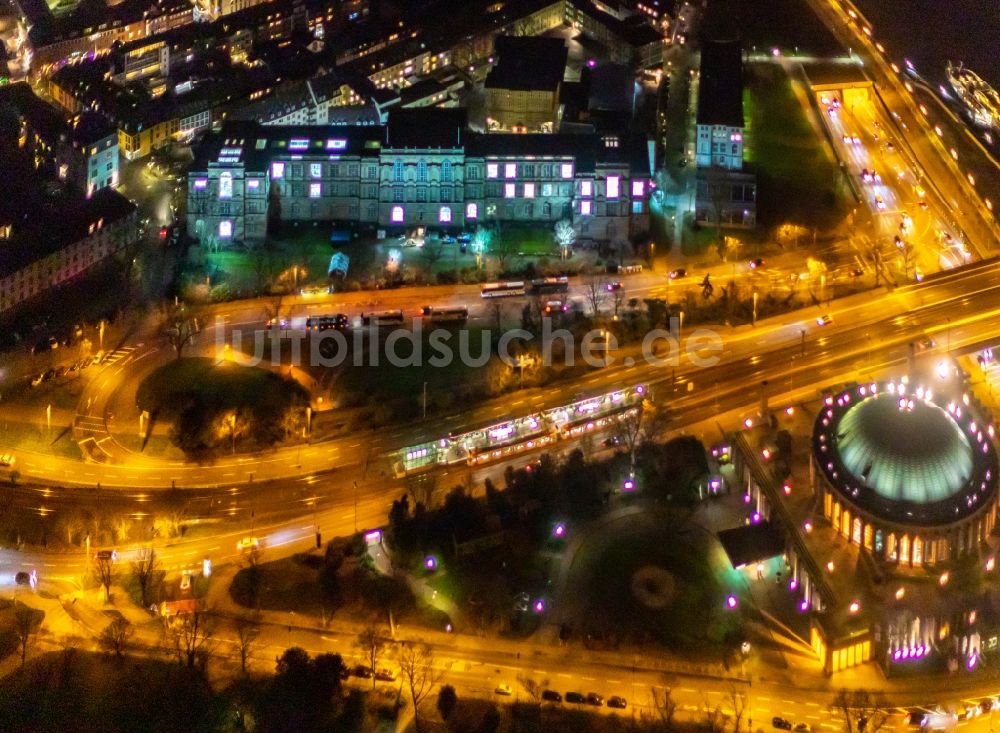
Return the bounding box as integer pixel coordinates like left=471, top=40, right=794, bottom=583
left=836, top=394, right=972, bottom=504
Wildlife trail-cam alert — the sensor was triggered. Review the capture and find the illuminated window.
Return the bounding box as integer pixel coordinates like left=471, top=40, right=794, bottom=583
left=439, top=206, right=452, bottom=223
left=193, top=178, right=208, bottom=190
left=393, top=159, right=404, bottom=181
left=271, top=162, right=285, bottom=179
left=219, top=220, right=232, bottom=238
left=310, top=183, right=321, bottom=198
left=580, top=180, right=593, bottom=197
left=524, top=183, right=535, bottom=199
left=326, top=138, right=347, bottom=150
left=560, top=163, right=573, bottom=179
left=632, top=201, right=643, bottom=214
left=289, top=138, right=310, bottom=150
left=391, top=205, right=404, bottom=223
left=580, top=200, right=592, bottom=215
left=487, top=163, right=499, bottom=178
left=442, top=160, right=453, bottom=182
left=504, top=183, right=516, bottom=198
left=466, top=202, right=478, bottom=219
left=607, top=175, right=620, bottom=199
left=219, top=172, right=233, bottom=199
left=247, top=179, right=260, bottom=190
left=504, top=163, right=516, bottom=179
left=631, top=180, right=645, bottom=197
left=310, top=163, right=322, bottom=178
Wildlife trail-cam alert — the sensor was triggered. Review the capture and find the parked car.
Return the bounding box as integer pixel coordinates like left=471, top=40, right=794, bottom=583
left=565, top=692, right=585, bottom=704
left=793, top=724, right=811, bottom=732
left=33, top=336, right=58, bottom=354
left=772, top=717, right=793, bottom=730
left=375, top=669, right=396, bottom=682
left=608, top=696, right=627, bottom=709
left=494, top=684, right=513, bottom=696
left=352, top=665, right=372, bottom=678
left=542, top=690, right=562, bottom=703
left=586, top=693, right=604, bottom=706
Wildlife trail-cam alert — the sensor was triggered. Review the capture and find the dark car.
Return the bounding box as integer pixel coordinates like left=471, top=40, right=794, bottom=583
left=749, top=258, right=765, bottom=270
left=565, top=692, right=585, bottom=704
left=33, top=336, right=59, bottom=354
left=772, top=717, right=792, bottom=730
left=542, top=690, right=562, bottom=703
left=586, top=693, right=604, bottom=706
left=605, top=281, right=624, bottom=292
left=352, top=665, right=372, bottom=678
left=668, top=268, right=686, bottom=279
left=608, top=696, right=627, bottom=709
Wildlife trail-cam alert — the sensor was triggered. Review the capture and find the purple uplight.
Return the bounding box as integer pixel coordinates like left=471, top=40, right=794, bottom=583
left=623, top=478, right=635, bottom=491
left=552, top=523, right=566, bottom=538
left=726, top=594, right=738, bottom=610
left=534, top=599, right=545, bottom=613
left=424, top=555, right=437, bottom=571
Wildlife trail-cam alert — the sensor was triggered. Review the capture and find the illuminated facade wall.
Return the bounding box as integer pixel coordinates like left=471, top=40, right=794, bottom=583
left=187, top=125, right=649, bottom=243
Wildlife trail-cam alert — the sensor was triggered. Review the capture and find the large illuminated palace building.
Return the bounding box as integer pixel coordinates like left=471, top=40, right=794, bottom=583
left=813, top=379, right=999, bottom=565
left=186, top=109, right=653, bottom=246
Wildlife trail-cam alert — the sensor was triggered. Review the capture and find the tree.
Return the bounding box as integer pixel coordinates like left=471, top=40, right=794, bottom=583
left=100, top=617, right=133, bottom=658
left=421, top=237, right=448, bottom=269
left=582, top=269, right=607, bottom=316
left=612, top=401, right=645, bottom=474
left=831, top=689, right=892, bottom=733
left=217, top=409, right=251, bottom=454
left=164, top=305, right=196, bottom=359
left=95, top=552, right=115, bottom=603
left=233, top=612, right=261, bottom=674
left=131, top=547, right=162, bottom=608
left=400, top=643, right=444, bottom=733
left=701, top=167, right=733, bottom=259
left=247, top=238, right=277, bottom=294
left=554, top=219, right=576, bottom=257
left=471, top=226, right=493, bottom=270
left=487, top=225, right=518, bottom=272
left=726, top=684, right=748, bottom=733
left=647, top=687, right=677, bottom=731
left=169, top=608, right=213, bottom=669
left=13, top=601, right=38, bottom=668
left=437, top=684, right=458, bottom=722
left=356, top=624, right=387, bottom=689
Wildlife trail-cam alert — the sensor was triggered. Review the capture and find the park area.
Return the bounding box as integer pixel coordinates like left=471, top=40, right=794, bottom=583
left=136, top=357, right=309, bottom=458
left=743, top=63, right=850, bottom=231
left=561, top=510, right=742, bottom=655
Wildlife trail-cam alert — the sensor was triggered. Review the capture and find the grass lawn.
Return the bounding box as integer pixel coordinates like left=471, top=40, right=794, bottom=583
left=730, top=0, right=844, bottom=56
left=744, top=63, right=849, bottom=230
left=564, top=511, right=740, bottom=653
left=136, top=357, right=305, bottom=419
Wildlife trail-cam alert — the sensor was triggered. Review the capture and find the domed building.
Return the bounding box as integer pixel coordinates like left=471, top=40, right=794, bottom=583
left=812, top=378, right=999, bottom=566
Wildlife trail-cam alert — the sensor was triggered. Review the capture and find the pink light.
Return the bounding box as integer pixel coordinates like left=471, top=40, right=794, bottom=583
left=534, top=599, right=545, bottom=613
left=552, top=523, right=566, bottom=538
left=726, top=595, right=738, bottom=609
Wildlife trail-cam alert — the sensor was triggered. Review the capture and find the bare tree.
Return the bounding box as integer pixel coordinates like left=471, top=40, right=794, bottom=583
left=248, top=239, right=277, bottom=294
left=647, top=687, right=677, bottom=731
left=831, top=689, right=892, bottom=733
left=612, top=403, right=645, bottom=474
left=356, top=624, right=387, bottom=689
left=13, top=601, right=37, bottom=667
left=233, top=612, right=261, bottom=674
left=164, top=306, right=197, bottom=360
left=517, top=674, right=546, bottom=703
left=488, top=226, right=518, bottom=272
left=553, top=219, right=577, bottom=258
left=95, top=553, right=115, bottom=603
left=131, top=547, right=162, bottom=608
left=726, top=684, right=748, bottom=733
left=100, top=617, right=134, bottom=658
left=582, top=270, right=607, bottom=316
left=170, top=608, right=214, bottom=670
left=701, top=167, right=733, bottom=259
left=400, top=643, right=444, bottom=733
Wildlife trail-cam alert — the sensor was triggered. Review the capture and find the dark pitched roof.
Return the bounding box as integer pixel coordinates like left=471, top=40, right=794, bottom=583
left=717, top=521, right=785, bottom=569
left=385, top=108, right=466, bottom=149
left=697, top=39, right=744, bottom=128
left=485, top=36, right=567, bottom=92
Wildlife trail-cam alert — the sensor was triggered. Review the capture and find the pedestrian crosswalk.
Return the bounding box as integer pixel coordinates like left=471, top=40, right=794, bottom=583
left=101, top=346, right=135, bottom=366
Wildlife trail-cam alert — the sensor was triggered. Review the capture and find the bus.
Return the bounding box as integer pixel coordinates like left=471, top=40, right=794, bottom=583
left=481, top=281, right=526, bottom=298
left=361, top=310, right=405, bottom=327
left=421, top=306, right=469, bottom=323
left=306, top=314, right=350, bottom=331
left=529, top=276, right=569, bottom=295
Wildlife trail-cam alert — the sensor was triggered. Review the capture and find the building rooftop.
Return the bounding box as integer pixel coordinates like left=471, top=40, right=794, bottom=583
left=813, top=381, right=999, bottom=527
left=385, top=108, right=466, bottom=148
left=0, top=155, right=135, bottom=277
left=697, top=38, right=744, bottom=128
left=485, top=36, right=568, bottom=92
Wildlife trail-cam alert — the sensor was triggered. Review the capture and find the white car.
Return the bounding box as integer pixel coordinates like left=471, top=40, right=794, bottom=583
left=495, top=684, right=513, bottom=696
left=236, top=537, right=260, bottom=552
left=0, top=453, right=14, bottom=468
